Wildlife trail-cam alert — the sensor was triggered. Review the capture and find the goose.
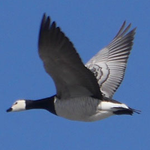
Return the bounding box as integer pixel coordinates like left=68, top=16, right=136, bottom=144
left=7, top=14, right=140, bottom=122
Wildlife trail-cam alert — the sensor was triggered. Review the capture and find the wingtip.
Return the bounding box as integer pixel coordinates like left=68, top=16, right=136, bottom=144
left=114, top=21, right=134, bottom=39
left=43, top=13, right=46, bottom=18
left=122, top=20, right=126, bottom=27
left=42, top=13, right=47, bottom=23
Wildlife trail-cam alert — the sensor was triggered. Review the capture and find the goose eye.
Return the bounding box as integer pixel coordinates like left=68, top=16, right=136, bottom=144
left=14, top=102, right=18, bottom=105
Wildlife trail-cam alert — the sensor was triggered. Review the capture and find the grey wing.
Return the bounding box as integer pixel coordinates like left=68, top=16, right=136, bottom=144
left=86, top=21, right=136, bottom=98
left=38, top=14, right=102, bottom=100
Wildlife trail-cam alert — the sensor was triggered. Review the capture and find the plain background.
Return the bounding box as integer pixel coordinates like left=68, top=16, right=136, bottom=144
left=0, top=1, right=149, bottom=150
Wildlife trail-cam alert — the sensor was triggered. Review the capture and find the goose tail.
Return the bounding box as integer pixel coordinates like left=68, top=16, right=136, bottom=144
left=113, top=107, right=141, bottom=115
left=100, top=100, right=141, bottom=115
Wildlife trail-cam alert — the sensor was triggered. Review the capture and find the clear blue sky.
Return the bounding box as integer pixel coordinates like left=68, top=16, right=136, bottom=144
left=0, top=1, right=149, bottom=150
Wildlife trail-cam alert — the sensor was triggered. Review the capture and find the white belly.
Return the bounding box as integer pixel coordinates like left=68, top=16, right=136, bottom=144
left=54, top=97, right=113, bottom=122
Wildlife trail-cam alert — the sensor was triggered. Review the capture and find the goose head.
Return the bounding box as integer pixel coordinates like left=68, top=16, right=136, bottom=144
left=7, top=100, right=26, bottom=112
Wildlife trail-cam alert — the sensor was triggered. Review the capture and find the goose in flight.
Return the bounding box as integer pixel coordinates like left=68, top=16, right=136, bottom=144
left=7, top=14, right=140, bottom=122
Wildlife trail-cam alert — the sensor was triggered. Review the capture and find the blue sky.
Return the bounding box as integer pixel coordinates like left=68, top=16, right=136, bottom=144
left=0, top=1, right=149, bottom=150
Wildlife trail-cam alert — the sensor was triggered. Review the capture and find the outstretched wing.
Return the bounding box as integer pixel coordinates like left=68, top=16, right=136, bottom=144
left=38, top=14, right=102, bottom=100
left=86, top=22, right=136, bottom=98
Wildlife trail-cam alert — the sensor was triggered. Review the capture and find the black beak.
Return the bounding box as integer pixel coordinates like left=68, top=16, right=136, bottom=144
left=6, top=107, right=12, bottom=112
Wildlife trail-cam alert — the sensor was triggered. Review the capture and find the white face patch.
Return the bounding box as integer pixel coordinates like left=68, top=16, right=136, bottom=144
left=11, top=100, right=26, bottom=112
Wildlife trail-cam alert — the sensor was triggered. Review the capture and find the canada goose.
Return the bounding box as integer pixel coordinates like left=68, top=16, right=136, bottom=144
left=7, top=14, right=140, bottom=122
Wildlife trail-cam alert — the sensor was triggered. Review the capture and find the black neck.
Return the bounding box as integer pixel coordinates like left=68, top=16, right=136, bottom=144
left=26, top=96, right=57, bottom=115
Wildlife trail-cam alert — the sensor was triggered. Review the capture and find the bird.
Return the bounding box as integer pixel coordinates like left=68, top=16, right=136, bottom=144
left=6, top=13, right=140, bottom=122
